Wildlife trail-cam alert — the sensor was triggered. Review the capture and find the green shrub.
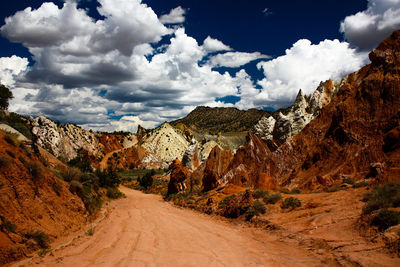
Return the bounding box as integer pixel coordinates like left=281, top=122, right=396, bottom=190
left=280, top=188, right=301, bottom=194
left=79, top=185, right=103, bottom=215
left=68, top=149, right=92, bottom=173
left=281, top=197, right=302, bottom=210
left=106, top=187, right=125, bottom=199
left=96, top=168, right=121, bottom=188
left=25, top=231, right=49, bottom=249
left=0, top=110, right=32, bottom=140
left=343, top=177, right=355, bottom=185
left=87, top=225, right=94, bottom=236
left=326, top=184, right=343, bottom=192
left=263, top=193, right=282, bottom=204
left=139, top=172, right=153, bottom=189
left=4, top=133, right=18, bottom=146
left=69, top=180, right=83, bottom=194
left=290, top=189, right=301, bottom=194
left=2, top=219, right=17, bottom=233
left=362, top=182, right=400, bottom=215
left=353, top=181, right=368, bottom=188
left=371, top=209, right=400, bottom=231
left=279, top=188, right=290, bottom=194
left=252, top=189, right=269, bottom=199
left=61, top=167, right=82, bottom=182
left=246, top=201, right=266, bottom=221
left=218, top=194, right=236, bottom=209
left=80, top=173, right=99, bottom=187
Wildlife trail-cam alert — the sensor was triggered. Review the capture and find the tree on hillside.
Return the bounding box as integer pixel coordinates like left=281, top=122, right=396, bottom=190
left=0, top=84, right=13, bottom=110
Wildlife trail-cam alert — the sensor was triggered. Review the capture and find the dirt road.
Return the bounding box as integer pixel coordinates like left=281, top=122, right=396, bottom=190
left=14, top=187, right=323, bottom=267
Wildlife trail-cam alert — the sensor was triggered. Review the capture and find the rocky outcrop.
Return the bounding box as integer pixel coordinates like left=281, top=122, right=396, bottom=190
left=142, top=123, right=189, bottom=166
left=221, top=133, right=272, bottom=189
left=254, top=79, right=346, bottom=144
left=202, top=146, right=234, bottom=191
left=0, top=124, right=30, bottom=143
left=199, top=140, right=220, bottom=161
left=168, top=159, right=190, bottom=194
left=220, top=190, right=253, bottom=219
left=222, top=30, right=400, bottom=191
left=181, top=138, right=200, bottom=170
left=30, top=116, right=104, bottom=161
left=0, top=130, right=86, bottom=265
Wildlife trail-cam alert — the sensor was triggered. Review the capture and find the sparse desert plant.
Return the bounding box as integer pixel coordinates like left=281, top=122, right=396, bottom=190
left=69, top=180, right=83, bottom=195
left=80, top=185, right=103, bottom=215
left=252, top=189, right=269, bottom=199
left=362, top=182, right=400, bottom=215
left=106, top=187, right=125, bottom=199
left=96, top=167, right=121, bottom=188
left=139, top=172, right=153, bottom=189
left=246, top=201, right=266, bottom=221
left=263, top=193, right=282, bottom=204
left=27, top=162, right=42, bottom=182
left=325, top=184, right=343, bottom=193
left=280, top=188, right=301, bottom=194
left=289, top=189, right=301, bottom=194
left=80, top=173, right=99, bottom=187
left=87, top=225, right=95, bottom=236
left=25, top=231, right=49, bottom=249
left=218, top=194, right=236, bottom=209
left=353, top=181, right=368, bottom=188
left=0, top=155, right=11, bottom=167
left=281, top=197, right=302, bottom=210
left=4, top=132, right=19, bottom=146
left=61, top=167, right=82, bottom=182
left=52, top=180, right=63, bottom=196
left=1, top=219, right=17, bottom=233
left=371, top=209, right=400, bottom=231
left=343, top=177, right=355, bottom=185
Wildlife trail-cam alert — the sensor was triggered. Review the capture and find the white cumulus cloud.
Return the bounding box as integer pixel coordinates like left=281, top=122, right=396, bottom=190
left=237, top=39, right=368, bottom=108
left=0, top=56, right=29, bottom=87
left=159, top=6, right=186, bottom=24
left=203, top=36, right=232, bottom=52
left=207, top=52, right=270, bottom=68
left=340, top=0, right=400, bottom=50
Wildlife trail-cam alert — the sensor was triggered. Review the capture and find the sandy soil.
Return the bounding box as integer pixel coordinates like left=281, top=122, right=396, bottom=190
left=13, top=187, right=325, bottom=267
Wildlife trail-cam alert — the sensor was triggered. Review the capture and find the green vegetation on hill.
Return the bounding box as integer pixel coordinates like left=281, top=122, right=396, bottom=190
left=170, top=106, right=271, bottom=135
left=0, top=112, right=32, bottom=140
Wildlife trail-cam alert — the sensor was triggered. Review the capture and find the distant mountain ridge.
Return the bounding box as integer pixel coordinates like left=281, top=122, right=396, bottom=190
left=170, top=106, right=271, bottom=135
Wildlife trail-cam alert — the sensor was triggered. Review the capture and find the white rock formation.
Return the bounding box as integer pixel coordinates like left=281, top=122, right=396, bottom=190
left=181, top=138, right=200, bottom=170
left=30, top=116, right=104, bottom=161
left=142, top=123, right=189, bottom=164
left=199, top=140, right=220, bottom=161
left=254, top=79, right=346, bottom=143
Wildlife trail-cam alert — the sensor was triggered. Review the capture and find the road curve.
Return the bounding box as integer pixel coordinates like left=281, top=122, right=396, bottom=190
left=15, top=187, right=322, bottom=267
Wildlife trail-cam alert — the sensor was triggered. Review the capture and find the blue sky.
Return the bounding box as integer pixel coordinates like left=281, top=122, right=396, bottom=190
left=0, top=0, right=399, bottom=132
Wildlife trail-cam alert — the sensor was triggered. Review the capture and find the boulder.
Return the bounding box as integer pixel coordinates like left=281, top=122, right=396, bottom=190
left=202, top=146, right=234, bottom=191
left=168, top=159, right=190, bottom=195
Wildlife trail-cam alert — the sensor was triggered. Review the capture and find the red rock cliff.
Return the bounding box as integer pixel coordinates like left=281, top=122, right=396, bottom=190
left=218, top=30, right=400, bottom=191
